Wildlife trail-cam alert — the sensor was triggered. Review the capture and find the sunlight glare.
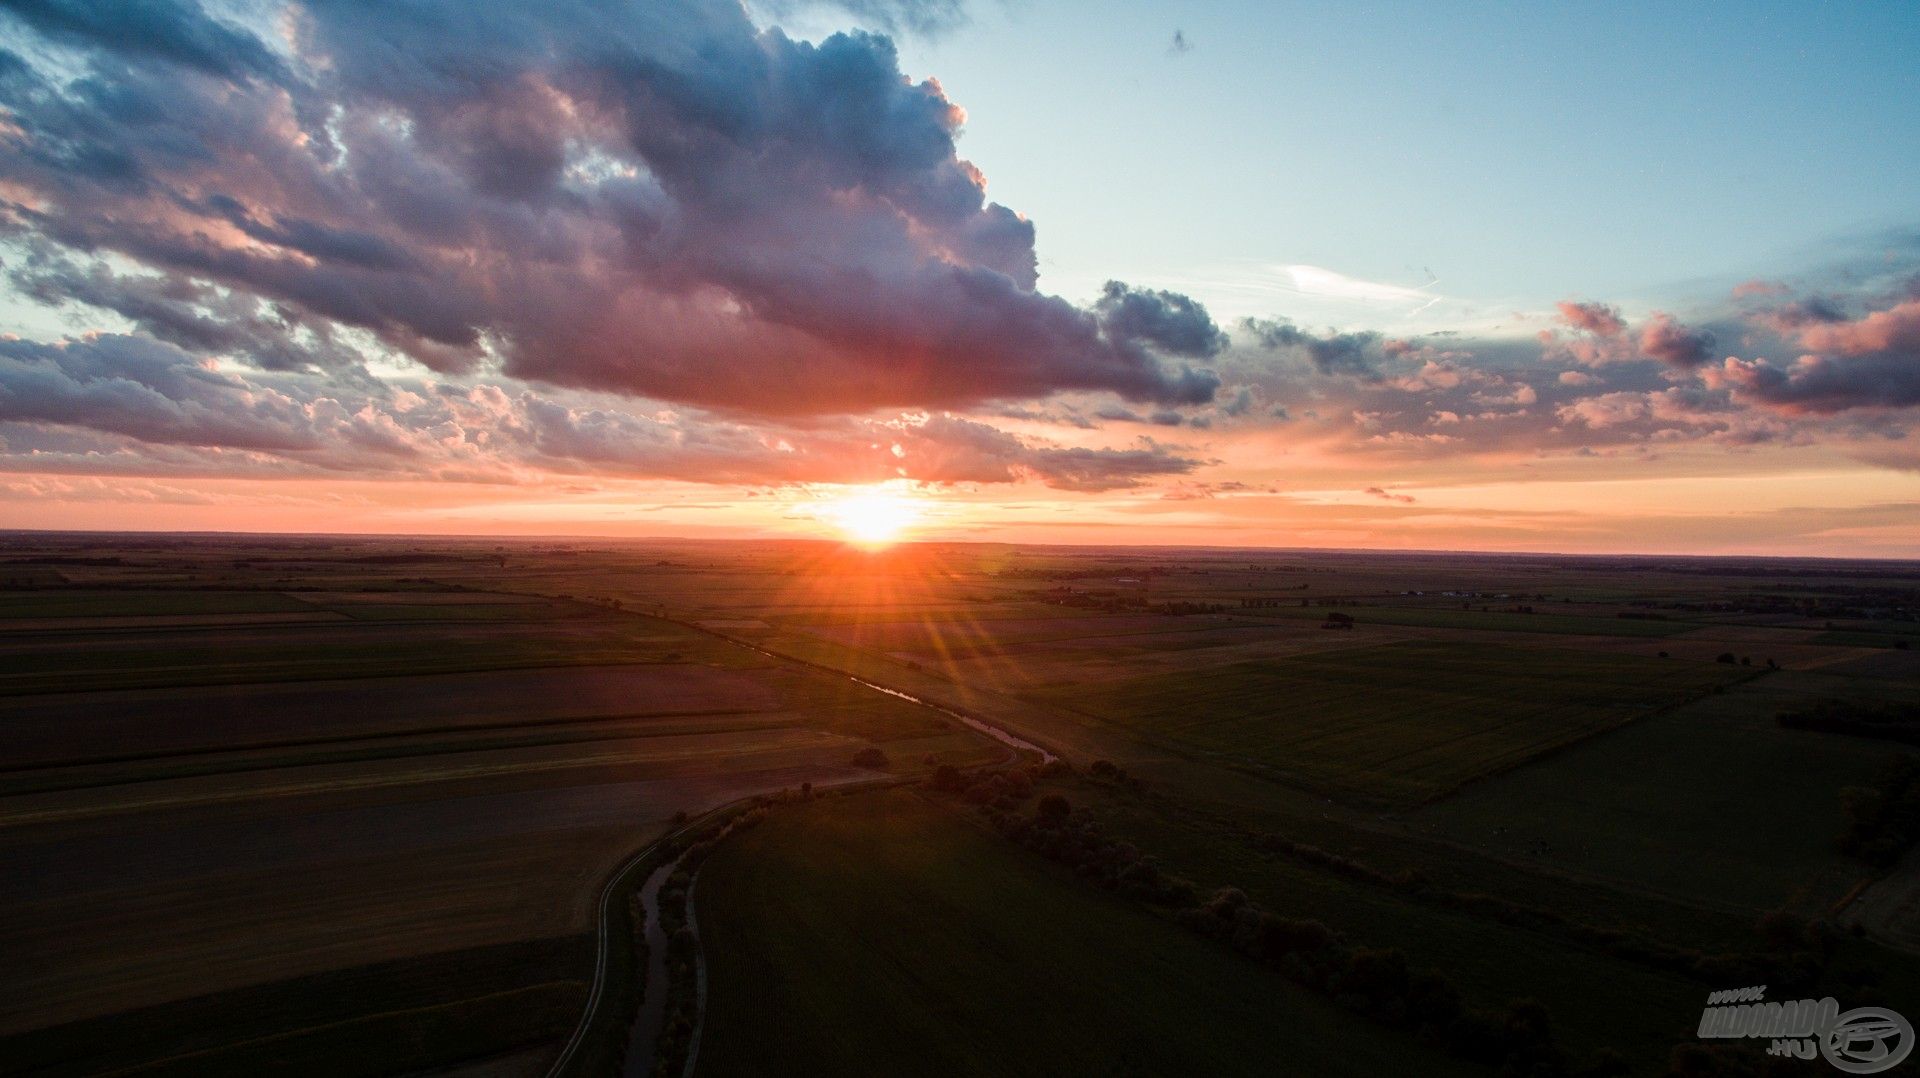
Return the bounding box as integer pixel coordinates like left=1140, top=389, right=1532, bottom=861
left=823, top=485, right=923, bottom=546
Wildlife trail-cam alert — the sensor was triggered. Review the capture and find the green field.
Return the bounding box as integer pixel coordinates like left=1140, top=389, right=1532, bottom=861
left=1030, top=641, right=1747, bottom=806
left=696, top=788, right=1480, bottom=1077
left=1415, top=672, right=1902, bottom=913
left=0, top=589, right=321, bottom=618
left=1238, top=602, right=1698, bottom=637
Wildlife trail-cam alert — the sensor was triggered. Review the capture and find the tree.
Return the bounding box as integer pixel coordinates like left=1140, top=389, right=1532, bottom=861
left=852, top=747, right=888, bottom=769
left=1036, top=793, right=1071, bottom=821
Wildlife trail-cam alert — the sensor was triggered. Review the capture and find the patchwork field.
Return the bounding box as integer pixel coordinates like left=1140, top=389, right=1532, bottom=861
left=0, top=548, right=1004, bottom=1074
left=5, top=534, right=1919, bottom=1076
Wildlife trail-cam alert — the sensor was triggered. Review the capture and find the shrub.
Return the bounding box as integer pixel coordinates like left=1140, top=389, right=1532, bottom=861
left=1036, top=793, right=1071, bottom=821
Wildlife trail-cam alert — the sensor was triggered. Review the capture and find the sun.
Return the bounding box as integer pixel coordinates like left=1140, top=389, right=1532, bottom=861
left=822, top=484, right=923, bottom=546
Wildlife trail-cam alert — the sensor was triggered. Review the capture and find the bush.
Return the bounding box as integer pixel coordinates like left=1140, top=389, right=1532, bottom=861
left=1837, top=755, right=1920, bottom=866
left=1036, top=793, right=1071, bottom=821
left=851, top=747, right=888, bottom=769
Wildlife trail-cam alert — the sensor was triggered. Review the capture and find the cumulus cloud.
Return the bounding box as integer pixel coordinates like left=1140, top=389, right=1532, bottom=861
left=1556, top=300, right=1626, bottom=338
left=1544, top=301, right=1715, bottom=369
left=1636, top=313, right=1716, bottom=368
left=1706, top=295, right=1920, bottom=414
left=753, top=0, right=970, bottom=38
left=1241, top=317, right=1381, bottom=379
left=0, top=0, right=1221, bottom=415
left=1, top=0, right=1917, bottom=508
left=1793, top=298, right=1920, bottom=357
left=1709, top=354, right=1920, bottom=414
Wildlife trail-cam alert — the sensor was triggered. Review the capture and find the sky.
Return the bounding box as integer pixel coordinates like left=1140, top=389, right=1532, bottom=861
left=0, top=0, right=1918, bottom=554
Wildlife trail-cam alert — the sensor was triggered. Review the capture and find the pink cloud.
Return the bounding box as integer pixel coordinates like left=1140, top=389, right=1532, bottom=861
left=1794, top=299, right=1920, bottom=357
left=1556, top=300, right=1626, bottom=338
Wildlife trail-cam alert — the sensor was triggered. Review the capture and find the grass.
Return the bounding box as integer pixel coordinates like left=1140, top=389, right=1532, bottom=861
left=1040, top=774, right=1715, bottom=1066
left=0, top=615, right=743, bottom=696
left=1234, top=603, right=1697, bottom=637
left=0, top=936, right=585, bottom=1075
left=0, top=590, right=319, bottom=619
left=1414, top=672, right=1897, bottom=914
left=1030, top=641, right=1746, bottom=806
left=696, top=787, right=1480, bottom=1078
left=1811, top=629, right=1914, bottom=648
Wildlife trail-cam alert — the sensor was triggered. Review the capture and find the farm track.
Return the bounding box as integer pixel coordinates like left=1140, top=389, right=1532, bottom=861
left=541, top=606, right=1035, bottom=1077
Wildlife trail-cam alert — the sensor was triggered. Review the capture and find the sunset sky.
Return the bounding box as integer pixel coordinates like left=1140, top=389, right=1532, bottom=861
left=1, top=0, right=1918, bottom=554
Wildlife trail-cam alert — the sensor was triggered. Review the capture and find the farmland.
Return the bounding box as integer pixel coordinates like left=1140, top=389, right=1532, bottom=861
left=697, top=788, right=1481, bottom=1077
left=0, top=536, right=1004, bottom=1073
left=3, top=532, right=1919, bottom=1075
left=1027, top=640, right=1750, bottom=806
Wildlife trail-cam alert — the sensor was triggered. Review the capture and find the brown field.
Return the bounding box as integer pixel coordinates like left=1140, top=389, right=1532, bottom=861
left=0, top=550, right=1007, bottom=1070
left=0, top=663, right=786, bottom=770
left=0, top=737, right=873, bottom=1035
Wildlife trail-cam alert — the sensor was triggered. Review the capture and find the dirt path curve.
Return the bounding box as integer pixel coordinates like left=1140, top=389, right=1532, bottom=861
left=1839, top=846, right=1920, bottom=955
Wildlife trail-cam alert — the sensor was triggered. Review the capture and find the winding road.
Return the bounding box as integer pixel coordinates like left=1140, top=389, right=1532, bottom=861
left=544, top=659, right=1052, bottom=1078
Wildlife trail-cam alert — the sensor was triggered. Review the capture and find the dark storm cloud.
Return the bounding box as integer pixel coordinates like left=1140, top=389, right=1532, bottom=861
left=0, top=0, right=1222, bottom=415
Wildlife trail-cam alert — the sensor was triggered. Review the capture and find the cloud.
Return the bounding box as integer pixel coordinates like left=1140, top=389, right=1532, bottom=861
left=1752, top=296, right=1849, bottom=332
left=1556, top=300, right=1626, bottom=338
left=1544, top=301, right=1715, bottom=369
left=1168, top=29, right=1191, bottom=56
left=0, top=0, right=288, bottom=82
left=754, top=0, right=970, bottom=38
left=0, top=335, right=331, bottom=453
left=0, top=332, right=1203, bottom=490
left=1732, top=279, right=1788, bottom=299
left=1637, top=313, right=1716, bottom=368
left=1709, top=354, right=1920, bottom=415
left=1362, top=486, right=1414, bottom=504
left=1792, top=298, right=1920, bottom=357
left=0, top=0, right=1221, bottom=415
left=1241, top=317, right=1382, bottom=379
left=1706, top=295, right=1920, bottom=414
